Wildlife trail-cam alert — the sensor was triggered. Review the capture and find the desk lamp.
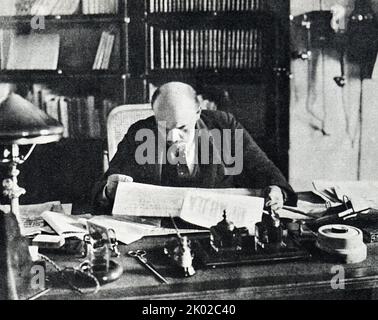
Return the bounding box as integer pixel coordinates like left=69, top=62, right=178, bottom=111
left=0, top=93, right=63, bottom=299
left=0, top=92, right=63, bottom=233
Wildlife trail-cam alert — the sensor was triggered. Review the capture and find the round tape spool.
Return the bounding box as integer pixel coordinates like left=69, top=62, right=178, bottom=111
left=316, top=224, right=367, bottom=264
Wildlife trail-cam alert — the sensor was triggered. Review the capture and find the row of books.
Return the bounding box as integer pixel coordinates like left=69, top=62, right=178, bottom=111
left=0, top=0, right=80, bottom=16
left=151, top=28, right=263, bottom=70
left=148, top=0, right=266, bottom=13
left=93, top=31, right=115, bottom=70
left=82, top=0, right=119, bottom=14
left=0, top=0, right=118, bottom=16
left=31, top=85, right=115, bottom=139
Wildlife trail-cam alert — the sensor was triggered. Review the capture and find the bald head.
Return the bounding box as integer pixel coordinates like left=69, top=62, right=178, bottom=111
left=152, top=82, right=200, bottom=127
left=152, top=82, right=201, bottom=146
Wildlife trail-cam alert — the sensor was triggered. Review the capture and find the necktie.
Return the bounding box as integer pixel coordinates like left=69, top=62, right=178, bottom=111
left=175, top=145, right=190, bottom=178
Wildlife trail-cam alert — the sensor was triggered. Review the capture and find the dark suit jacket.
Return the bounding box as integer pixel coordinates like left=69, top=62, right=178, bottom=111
left=93, top=110, right=297, bottom=213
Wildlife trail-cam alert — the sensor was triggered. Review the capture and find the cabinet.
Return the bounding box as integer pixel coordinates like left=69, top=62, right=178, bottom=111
left=0, top=0, right=129, bottom=205
left=127, top=0, right=291, bottom=176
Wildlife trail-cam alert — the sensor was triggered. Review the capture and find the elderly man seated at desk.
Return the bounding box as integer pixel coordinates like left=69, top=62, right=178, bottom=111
left=93, top=82, right=297, bottom=214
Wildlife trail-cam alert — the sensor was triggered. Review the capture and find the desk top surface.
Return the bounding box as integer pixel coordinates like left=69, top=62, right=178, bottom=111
left=41, top=235, right=378, bottom=300
left=40, top=192, right=378, bottom=300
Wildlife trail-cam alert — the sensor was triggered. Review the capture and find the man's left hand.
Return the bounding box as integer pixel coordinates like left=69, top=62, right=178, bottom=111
left=264, top=185, right=284, bottom=211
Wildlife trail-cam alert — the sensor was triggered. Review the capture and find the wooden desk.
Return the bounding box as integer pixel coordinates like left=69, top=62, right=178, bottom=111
left=40, top=234, right=378, bottom=300
left=40, top=193, right=378, bottom=300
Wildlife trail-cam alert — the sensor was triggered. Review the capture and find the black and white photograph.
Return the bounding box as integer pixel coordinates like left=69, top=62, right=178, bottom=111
left=0, top=0, right=378, bottom=305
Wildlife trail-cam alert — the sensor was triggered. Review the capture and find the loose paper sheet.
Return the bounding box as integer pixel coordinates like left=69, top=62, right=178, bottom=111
left=113, top=183, right=187, bottom=217
left=113, top=182, right=265, bottom=234
left=90, top=216, right=208, bottom=245
left=180, top=190, right=264, bottom=234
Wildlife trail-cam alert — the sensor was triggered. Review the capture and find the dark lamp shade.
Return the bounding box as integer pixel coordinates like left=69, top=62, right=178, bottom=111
left=0, top=93, right=63, bottom=145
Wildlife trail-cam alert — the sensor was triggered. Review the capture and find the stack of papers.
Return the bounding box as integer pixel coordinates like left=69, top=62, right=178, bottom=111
left=0, top=201, right=71, bottom=237
left=312, top=180, right=378, bottom=211
left=41, top=211, right=87, bottom=240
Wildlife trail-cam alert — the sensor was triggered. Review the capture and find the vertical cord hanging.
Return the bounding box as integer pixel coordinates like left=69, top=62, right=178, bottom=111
left=357, top=76, right=363, bottom=180
left=319, top=0, right=328, bottom=135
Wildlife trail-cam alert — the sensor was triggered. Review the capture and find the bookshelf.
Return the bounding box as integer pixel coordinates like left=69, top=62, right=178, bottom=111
left=0, top=0, right=291, bottom=206
left=128, top=0, right=291, bottom=176
left=0, top=0, right=129, bottom=206
left=0, top=0, right=128, bottom=140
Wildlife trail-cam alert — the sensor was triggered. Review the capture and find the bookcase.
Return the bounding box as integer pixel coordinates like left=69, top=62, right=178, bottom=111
left=128, top=0, right=291, bottom=175
left=0, top=0, right=290, bottom=207
left=0, top=0, right=129, bottom=139
left=0, top=0, right=129, bottom=206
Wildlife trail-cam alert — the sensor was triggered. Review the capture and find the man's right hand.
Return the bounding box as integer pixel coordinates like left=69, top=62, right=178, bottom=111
left=105, top=174, right=133, bottom=200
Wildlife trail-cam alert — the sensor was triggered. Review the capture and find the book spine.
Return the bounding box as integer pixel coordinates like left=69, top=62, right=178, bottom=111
left=102, top=33, right=115, bottom=69
left=169, top=29, right=174, bottom=69
left=87, top=95, right=96, bottom=138
left=89, top=0, right=95, bottom=14
left=160, top=29, right=164, bottom=69
left=251, top=29, right=256, bottom=68
left=236, top=29, right=241, bottom=69
left=94, top=0, right=99, bottom=14
left=180, top=29, right=184, bottom=69
left=99, top=0, right=104, bottom=14
left=68, top=98, right=76, bottom=138
left=82, top=0, right=89, bottom=14
left=231, top=29, right=236, bottom=69
left=113, top=0, right=119, bottom=14
left=174, top=29, right=179, bottom=69
left=253, top=29, right=258, bottom=68
left=150, top=26, right=154, bottom=70
left=203, top=29, right=208, bottom=68
left=77, top=97, right=84, bottom=137
left=93, top=31, right=107, bottom=70
left=240, top=29, right=245, bottom=68
left=191, top=29, right=196, bottom=69
left=93, top=108, right=101, bottom=139
left=58, top=97, right=70, bottom=138
left=149, top=0, right=154, bottom=13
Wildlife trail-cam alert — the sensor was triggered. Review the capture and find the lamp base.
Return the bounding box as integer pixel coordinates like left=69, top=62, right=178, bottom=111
left=0, top=210, right=34, bottom=300
left=2, top=144, right=27, bottom=235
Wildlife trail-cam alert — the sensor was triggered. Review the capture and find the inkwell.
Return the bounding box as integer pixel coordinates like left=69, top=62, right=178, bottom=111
left=255, top=208, right=284, bottom=250
left=210, top=210, right=249, bottom=252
